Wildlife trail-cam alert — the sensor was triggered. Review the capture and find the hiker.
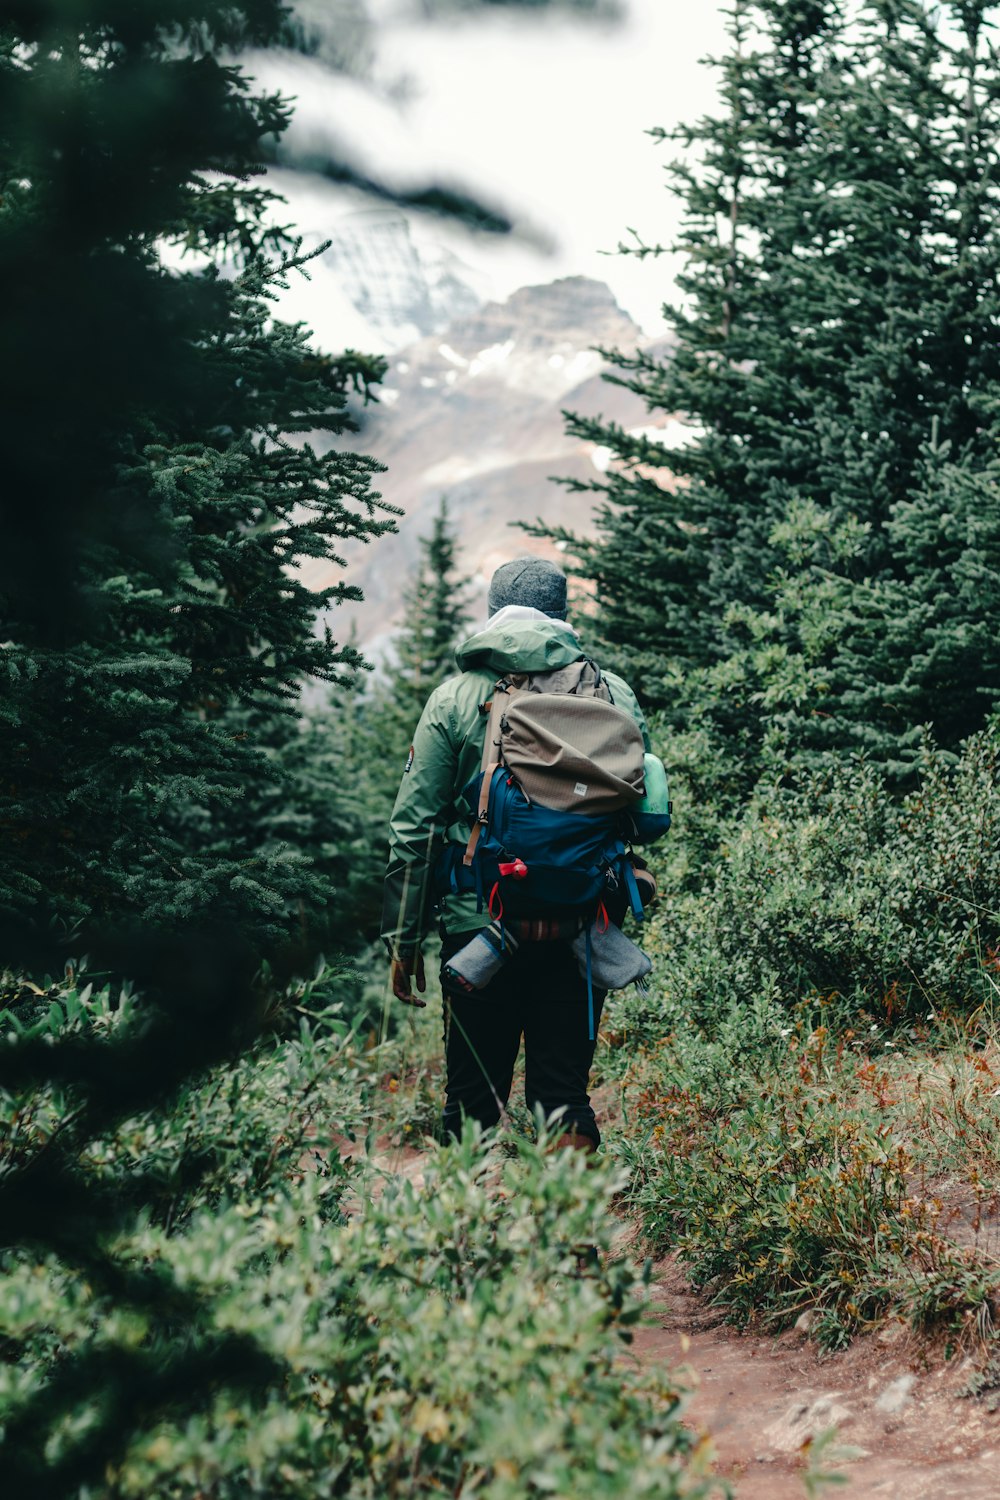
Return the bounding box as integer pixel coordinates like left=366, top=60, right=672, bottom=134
left=381, top=556, right=654, bottom=1153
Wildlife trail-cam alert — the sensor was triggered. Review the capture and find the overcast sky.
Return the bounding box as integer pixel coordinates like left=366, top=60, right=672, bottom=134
left=256, top=1, right=730, bottom=346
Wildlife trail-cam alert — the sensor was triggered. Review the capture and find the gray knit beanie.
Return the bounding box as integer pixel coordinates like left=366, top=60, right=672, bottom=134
left=487, top=556, right=568, bottom=619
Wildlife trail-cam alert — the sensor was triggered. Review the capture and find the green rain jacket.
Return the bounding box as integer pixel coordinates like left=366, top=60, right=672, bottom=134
left=381, top=612, right=650, bottom=958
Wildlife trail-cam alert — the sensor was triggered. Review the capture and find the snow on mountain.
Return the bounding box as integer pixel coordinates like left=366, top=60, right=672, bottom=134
left=322, top=208, right=484, bottom=351
left=298, top=275, right=675, bottom=656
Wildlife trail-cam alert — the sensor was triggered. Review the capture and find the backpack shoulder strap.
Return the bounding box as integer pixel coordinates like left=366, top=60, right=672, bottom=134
left=463, top=677, right=523, bottom=867
left=477, top=677, right=520, bottom=774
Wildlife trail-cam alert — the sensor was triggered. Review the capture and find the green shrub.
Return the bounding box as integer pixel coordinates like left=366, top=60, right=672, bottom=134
left=622, top=722, right=1000, bottom=1043
left=618, top=1012, right=912, bottom=1345
left=2, top=1141, right=719, bottom=1499
left=0, top=962, right=363, bottom=1228
left=614, top=999, right=1000, bottom=1351
left=1, top=976, right=718, bottom=1499
left=103, top=1139, right=716, bottom=1498
left=717, top=730, right=998, bottom=1017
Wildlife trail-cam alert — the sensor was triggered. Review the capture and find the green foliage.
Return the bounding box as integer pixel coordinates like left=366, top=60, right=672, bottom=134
left=0, top=957, right=360, bottom=1225
left=602, top=718, right=1000, bottom=1350
left=539, top=0, right=1000, bottom=775
left=0, top=5, right=721, bottom=1495
left=108, top=1145, right=711, bottom=1499
left=390, top=498, right=473, bottom=723
left=620, top=1010, right=915, bottom=1344
left=1, top=979, right=716, bottom=1499
left=615, top=993, right=1000, bottom=1350
left=1, top=7, right=394, bottom=1486
left=802, top=1426, right=867, bottom=1496
left=365, top=495, right=473, bottom=849
left=710, top=725, right=1000, bottom=1022
left=316, top=498, right=473, bottom=944
left=0, top=2, right=399, bottom=959
left=614, top=720, right=1000, bottom=1048
left=0, top=956, right=360, bottom=1498
left=515, top=0, right=1000, bottom=1386
left=699, top=453, right=1000, bottom=783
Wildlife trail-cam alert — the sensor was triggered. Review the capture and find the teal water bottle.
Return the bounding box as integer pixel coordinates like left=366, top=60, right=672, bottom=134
left=632, top=754, right=672, bottom=843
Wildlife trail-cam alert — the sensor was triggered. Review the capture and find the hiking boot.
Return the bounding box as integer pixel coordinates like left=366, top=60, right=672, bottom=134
left=551, top=1131, right=597, bottom=1154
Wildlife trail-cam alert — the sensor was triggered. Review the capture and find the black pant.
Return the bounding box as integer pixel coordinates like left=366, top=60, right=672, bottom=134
left=439, top=931, right=606, bottom=1147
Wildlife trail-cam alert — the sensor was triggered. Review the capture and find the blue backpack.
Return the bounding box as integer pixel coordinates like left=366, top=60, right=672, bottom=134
left=437, top=659, right=670, bottom=927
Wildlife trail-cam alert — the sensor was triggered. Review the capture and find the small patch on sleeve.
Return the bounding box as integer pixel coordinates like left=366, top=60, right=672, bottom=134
left=404, top=745, right=415, bottom=774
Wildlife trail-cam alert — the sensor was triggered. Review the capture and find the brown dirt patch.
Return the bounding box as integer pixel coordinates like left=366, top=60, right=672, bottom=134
left=633, top=1255, right=1000, bottom=1498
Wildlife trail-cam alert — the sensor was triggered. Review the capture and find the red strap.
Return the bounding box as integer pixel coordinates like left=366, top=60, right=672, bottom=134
left=488, top=882, right=504, bottom=921
left=596, top=901, right=610, bottom=934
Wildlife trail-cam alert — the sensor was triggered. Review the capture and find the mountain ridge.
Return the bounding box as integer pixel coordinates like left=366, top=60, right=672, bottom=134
left=299, top=274, right=677, bottom=656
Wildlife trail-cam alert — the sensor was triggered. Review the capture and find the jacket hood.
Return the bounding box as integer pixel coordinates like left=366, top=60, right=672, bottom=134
left=454, top=607, right=583, bottom=676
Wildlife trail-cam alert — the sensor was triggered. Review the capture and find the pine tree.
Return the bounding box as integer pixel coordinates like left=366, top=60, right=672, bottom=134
left=0, top=3, right=396, bottom=962
left=700, top=0, right=1000, bottom=775
left=0, top=12, right=398, bottom=1482
left=543, top=0, right=1000, bottom=783
left=385, top=498, right=473, bottom=732
left=322, top=499, right=472, bottom=943
left=0, top=8, right=616, bottom=1493
left=826, top=1, right=1000, bottom=758
left=532, top=0, right=845, bottom=709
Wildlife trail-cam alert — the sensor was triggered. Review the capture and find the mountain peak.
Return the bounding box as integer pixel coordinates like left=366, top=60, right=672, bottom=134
left=416, top=275, right=637, bottom=371
left=298, top=275, right=672, bottom=655
left=503, top=275, right=629, bottom=319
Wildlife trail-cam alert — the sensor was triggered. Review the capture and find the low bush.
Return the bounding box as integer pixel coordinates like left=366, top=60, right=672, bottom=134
left=614, top=999, right=1000, bottom=1351
left=0, top=962, right=363, bottom=1230
left=1, top=972, right=719, bottom=1499
left=67, top=1142, right=716, bottom=1498
left=625, top=720, right=1000, bottom=1042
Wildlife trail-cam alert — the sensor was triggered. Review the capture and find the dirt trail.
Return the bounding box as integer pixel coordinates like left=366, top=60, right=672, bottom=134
left=637, top=1256, right=1000, bottom=1498
left=354, top=1141, right=1000, bottom=1497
